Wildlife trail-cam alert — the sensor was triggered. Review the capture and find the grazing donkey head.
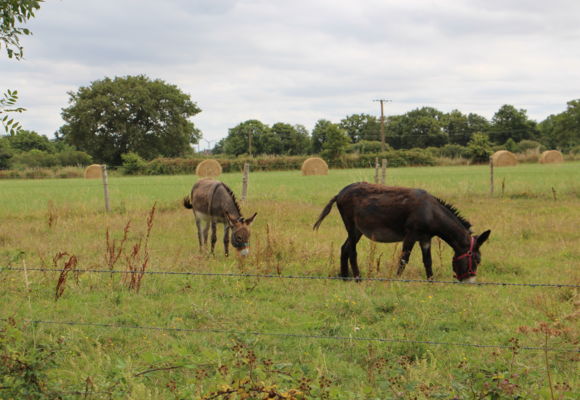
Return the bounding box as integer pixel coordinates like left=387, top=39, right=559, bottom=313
left=225, top=211, right=258, bottom=256
left=451, top=230, right=491, bottom=283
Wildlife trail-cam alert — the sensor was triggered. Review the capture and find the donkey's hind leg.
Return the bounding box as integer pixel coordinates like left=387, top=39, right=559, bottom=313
left=340, top=238, right=351, bottom=279
left=210, top=220, right=217, bottom=255
left=195, top=217, right=204, bottom=249
left=201, top=220, right=210, bottom=250
left=348, top=230, right=363, bottom=280
left=338, top=208, right=363, bottom=281
left=340, top=230, right=362, bottom=280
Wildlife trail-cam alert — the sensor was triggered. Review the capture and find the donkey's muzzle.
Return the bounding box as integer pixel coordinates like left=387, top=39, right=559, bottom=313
left=235, top=243, right=250, bottom=257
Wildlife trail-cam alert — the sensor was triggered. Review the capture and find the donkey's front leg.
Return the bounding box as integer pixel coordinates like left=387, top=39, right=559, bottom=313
left=223, top=224, right=230, bottom=257
left=397, top=237, right=416, bottom=276
left=348, top=231, right=363, bottom=281
left=419, top=239, right=433, bottom=279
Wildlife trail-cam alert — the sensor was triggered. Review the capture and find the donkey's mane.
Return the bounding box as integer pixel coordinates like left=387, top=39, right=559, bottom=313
left=219, top=182, right=242, bottom=216
left=433, top=196, right=472, bottom=231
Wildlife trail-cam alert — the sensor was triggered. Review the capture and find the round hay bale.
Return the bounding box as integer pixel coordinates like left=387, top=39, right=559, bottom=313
left=301, top=157, right=328, bottom=176
left=196, top=159, right=222, bottom=178
left=84, top=164, right=103, bottom=179
left=539, top=150, right=564, bottom=164
left=491, top=150, right=517, bottom=167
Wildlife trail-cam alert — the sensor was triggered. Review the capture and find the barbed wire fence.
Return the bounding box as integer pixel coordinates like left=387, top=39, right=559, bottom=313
left=1, top=317, right=577, bottom=354
left=2, top=266, right=579, bottom=288
left=2, top=265, right=579, bottom=354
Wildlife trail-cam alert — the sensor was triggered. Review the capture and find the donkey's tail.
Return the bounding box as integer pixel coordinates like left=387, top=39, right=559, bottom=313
left=313, top=195, right=338, bottom=231
left=183, top=195, right=193, bottom=209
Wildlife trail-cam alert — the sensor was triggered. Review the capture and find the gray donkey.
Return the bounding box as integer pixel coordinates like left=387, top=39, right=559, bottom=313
left=183, top=179, right=257, bottom=257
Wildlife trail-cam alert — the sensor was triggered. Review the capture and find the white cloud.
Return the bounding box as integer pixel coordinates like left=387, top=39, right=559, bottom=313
left=2, top=0, right=579, bottom=147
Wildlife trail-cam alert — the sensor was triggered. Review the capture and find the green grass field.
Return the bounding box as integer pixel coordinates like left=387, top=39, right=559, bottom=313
left=1, top=162, right=579, bottom=399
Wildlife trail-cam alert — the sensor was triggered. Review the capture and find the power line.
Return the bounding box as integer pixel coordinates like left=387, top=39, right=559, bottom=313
left=2, top=267, right=578, bottom=288
left=2, top=318, right=577, bottom=353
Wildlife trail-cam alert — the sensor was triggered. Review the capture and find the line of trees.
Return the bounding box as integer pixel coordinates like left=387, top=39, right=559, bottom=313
left=214, top=102, right=580, bottom=158
left=1, top=71, right=579, bottom=169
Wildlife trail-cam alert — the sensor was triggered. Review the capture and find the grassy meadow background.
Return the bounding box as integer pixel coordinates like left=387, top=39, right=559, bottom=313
left=0, top=162, right=579, bottom=399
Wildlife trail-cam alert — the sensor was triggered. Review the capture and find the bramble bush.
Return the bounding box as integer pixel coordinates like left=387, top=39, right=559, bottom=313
left=0, top=319, right=61, bottom=399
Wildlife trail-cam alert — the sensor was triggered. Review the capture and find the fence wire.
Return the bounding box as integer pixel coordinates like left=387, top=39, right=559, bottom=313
left=2, top=266, right=578, bottom=288
left=1, top=317, right=577, bottom=353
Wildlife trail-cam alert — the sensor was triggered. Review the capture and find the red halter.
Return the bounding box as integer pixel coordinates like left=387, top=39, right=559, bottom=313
left=453, top=236, right=476, bottom=281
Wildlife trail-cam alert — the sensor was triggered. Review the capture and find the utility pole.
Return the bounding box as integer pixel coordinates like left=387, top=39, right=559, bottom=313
left=373, top=99, right=391, bottom=152
left=203, top=139, right=215, bottom=153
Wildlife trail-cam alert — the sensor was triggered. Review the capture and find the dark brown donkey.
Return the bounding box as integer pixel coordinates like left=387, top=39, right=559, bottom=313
left=184, top=179, right=257, bottom=257
left=313, top=182, right=491, bottom=282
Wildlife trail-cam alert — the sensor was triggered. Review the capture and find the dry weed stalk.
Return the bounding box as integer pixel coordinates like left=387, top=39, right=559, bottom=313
left=365, top=242, right=384, bottom=277
left=264, top=223, right=281, bottom=274
left=327, top=242, right=335, bottom=276
left=375, top=253, right=383, bottom=276
left=235, top=252, right=246, bottom=273
left=54, top=252, right=79, bottom=301
left=389, top=243, right=400, bottom=277
left=123, top=203, right=156, bottom=292
left=366, top=241, right=377, bottom=277
left=436, top=238, right=443, bottom=271
left=105, top=221, right=130, bottom=271
left=46, top=201, right=57, bottom=229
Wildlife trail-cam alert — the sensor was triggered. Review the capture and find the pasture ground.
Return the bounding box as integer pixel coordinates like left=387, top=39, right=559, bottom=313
left=1, top=163, right=579, bottom=399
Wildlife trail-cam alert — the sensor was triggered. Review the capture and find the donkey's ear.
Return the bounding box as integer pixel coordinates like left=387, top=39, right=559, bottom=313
left=225, top=211, right=239, bottom=227
left=476, top=230, right=491, bottom=248
left=245, top=212, right=257, bottom=226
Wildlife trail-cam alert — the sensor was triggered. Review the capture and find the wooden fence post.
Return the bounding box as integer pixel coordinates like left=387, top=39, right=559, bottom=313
left=489, top=157, right=494, bottom=196
left=381, top=158, right=387, bottom=185
left=241, top=162, right=250, bottom=202
left=374, top=157, right=379, bottom=184
left=101, top=164, right=110, bottom=212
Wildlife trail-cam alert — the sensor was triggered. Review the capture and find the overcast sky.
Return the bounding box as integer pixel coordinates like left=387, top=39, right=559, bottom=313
left=3, top=0, right=580, bottom=149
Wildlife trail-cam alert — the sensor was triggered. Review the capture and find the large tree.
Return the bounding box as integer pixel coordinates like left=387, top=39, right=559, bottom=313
left=311, top=119, right=349, bottom=158
left=310, top=119, right=333, bottom=154
left=320, top=123, right=350, bottom=161
left=6, top=129, right=53, bottom=152
left=443, top=110, right=490, bottom=146
left=539, top=99, right=580, bottom=150
left=386, top=107, right=447, bottom=149
left=59, top=75, right=202, bottom=165
left=222, top=119, right=279, bottom=156
left=489, top=104, right=538, bottom=144
left=270, top=122, right=310, bottom=155
left=339, top=113, right=380, bottom=143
